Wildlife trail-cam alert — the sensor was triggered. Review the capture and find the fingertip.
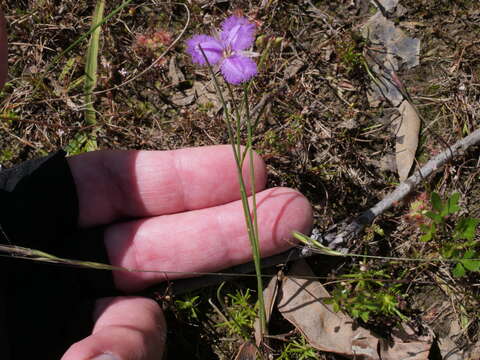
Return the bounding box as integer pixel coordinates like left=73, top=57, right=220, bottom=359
left=61, top=297, right=166, bottom=360
left=257, top=187, right=313, bottom=254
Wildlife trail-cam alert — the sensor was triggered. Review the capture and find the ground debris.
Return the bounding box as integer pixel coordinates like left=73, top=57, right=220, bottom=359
left=277, top=260, right=432, bottom=359
left=362, top=0, right=421, bottom=180
left=363, top=0, right=420, bottom=106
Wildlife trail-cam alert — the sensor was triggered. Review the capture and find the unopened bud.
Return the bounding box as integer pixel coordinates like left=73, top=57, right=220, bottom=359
left=255, top=34, right=267, bottom=48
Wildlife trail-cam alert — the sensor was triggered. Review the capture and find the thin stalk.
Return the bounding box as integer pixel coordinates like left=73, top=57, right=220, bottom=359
left=224, top=82, right=243, bottom=164
left=244, top=83, right=266, bottom=335
left=0, top=243, right=476, bottom=277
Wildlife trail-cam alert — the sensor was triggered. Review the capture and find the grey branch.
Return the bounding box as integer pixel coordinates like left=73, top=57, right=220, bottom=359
left=323, top=127, right=480, bottom=249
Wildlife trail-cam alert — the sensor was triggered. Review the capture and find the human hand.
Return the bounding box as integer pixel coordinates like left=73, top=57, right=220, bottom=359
left=61, top=145, right=312, bottom=360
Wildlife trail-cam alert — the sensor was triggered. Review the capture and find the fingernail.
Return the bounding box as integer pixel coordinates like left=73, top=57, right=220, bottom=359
left=91, top=354, right=120, bottom=360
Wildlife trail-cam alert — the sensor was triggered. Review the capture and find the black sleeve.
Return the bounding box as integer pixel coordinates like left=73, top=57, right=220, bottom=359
left=0, top=150, right=117, bottom=359
left=0, top=150, right=78, bottom=253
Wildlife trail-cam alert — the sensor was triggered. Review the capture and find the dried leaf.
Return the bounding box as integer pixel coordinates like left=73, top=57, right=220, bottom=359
left=278, top=260, right=432, bottom=359
left=380, top=324, right=432, bottom=360
left=395, top=99, right=420, bottom=181
left=234, top=341, right=258, bottom=360
left=277, top=259, right=381, bottom=359
left=284, top=59, right=304, bottom=80
left=363, top=7, right=420, bottom=107
left=168, top=55, right=185, bottom=86
left=171, top=89, right=195, bottom=106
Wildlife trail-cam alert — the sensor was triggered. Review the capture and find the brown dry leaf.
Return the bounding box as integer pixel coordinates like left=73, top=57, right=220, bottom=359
left=283, top=59, right=304, bottom=80
left=380, top=324, right=433, bottom=360
left=278, top=259, right=381, bottom=359
left=168, top=55, right=185, bottom=86
left=254, top=272, right=280, bottom=346
left=234, top=341, right=258, bottom=360
left=278, top=259, right=432, bottom=359
left=395, top=99, right=420, bottom=181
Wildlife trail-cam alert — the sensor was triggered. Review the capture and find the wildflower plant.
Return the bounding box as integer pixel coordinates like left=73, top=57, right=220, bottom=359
left=186, top=16, right=267, bottom=335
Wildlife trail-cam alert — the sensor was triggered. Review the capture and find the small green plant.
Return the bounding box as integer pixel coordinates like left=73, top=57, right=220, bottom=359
left=336, top=34, right=365, bottom=75
left=419, top=192, right=480, bottom=277
left=65, top=132, right=98, bottom=156
left=175, top=294, right=202, bottom=321
left=324, top=266, right=407, bottom=323
left=277, top=335, right=318, bottom=360
left=216, top=289, right=258, bottom=340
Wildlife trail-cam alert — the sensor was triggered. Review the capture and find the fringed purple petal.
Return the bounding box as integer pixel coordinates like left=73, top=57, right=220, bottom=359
left=220, top=16, right=255, bottom=52
left=220, top=54, right=257, bottom=85
left=186, top=35, right=223, bottom=65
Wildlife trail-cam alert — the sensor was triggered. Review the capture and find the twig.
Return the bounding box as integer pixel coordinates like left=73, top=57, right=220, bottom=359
left=323, top=127, right=480, bottom=249
left=370, top=0, right=390, bottom=18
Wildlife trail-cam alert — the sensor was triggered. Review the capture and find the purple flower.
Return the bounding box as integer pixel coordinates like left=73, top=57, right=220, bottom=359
left=186, top=16, right=258, bottom=85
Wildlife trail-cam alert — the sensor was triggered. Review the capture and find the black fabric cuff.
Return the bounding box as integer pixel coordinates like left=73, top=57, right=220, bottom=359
left=0, top=150, right=78, bottom=254
left=0, top=150, right=117, bottom=359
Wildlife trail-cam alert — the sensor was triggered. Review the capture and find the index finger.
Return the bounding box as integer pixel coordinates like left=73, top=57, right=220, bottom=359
left=68, top=145, right=267, bottom=227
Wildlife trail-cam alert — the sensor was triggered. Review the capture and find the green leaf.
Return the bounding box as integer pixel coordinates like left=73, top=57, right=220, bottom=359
left=425, top=211, right=442, bottom=224
left=360, top=311, right=370, bottom=322
left=420, top=223, right=436, bottom=242
left=84, top=0, right=105, bottom=126
left=460, top=250, right=480, bottom=271
left=65, top=132, right=98, bottom=155
left=452, top=263, right=466, bottom=277
left=332, top=302, right=340, bottom=313
left=454, top=218, right=480, bottom=241
left=447, top=192, right=461, bottom=215
left=431, top=192, right=443, bottom=212
left=461, top=259, right=480, bottom=272
left=441, top=243, right=459, bottom=259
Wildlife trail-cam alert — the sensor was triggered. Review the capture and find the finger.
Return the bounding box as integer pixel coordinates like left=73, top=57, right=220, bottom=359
left=61, top=297, right=165, bottom=360
left=68, top=145, right=267, bottom=227
left=105, top=187, right=312, bottom=291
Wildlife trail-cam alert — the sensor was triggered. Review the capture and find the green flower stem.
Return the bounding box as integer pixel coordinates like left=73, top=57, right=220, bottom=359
left=225, top=82, right=243, bottom=163
left=198, top=46, right=267, bottom=336
left=244, top=83, right=266, bottom=335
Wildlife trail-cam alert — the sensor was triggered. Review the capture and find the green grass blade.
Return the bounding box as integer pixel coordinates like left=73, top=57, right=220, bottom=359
left=84, top=0, right=105, bottom=126
left=47, top=0, right=133, bottom=72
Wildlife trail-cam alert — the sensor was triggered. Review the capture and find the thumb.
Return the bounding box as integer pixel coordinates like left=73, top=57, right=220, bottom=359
left=61, top=296, right=166, bottom=360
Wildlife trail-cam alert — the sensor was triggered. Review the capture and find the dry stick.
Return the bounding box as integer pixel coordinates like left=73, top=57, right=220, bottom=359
left=324, top=127, right=480, bottom=249
left=161, top=128, right=480, bottom=296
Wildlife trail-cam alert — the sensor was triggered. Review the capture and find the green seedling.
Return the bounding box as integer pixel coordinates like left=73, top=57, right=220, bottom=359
left=277, top=335, right=318, bottom=360
left=65, top=132, right=98, bottom=156
left=420, top=192, right=480, bottom=277
left=175, top=295, right=202, bottom=321
left=324, top=266, right=407, bottom=323
left=215, top=289, right=258, bottom=340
